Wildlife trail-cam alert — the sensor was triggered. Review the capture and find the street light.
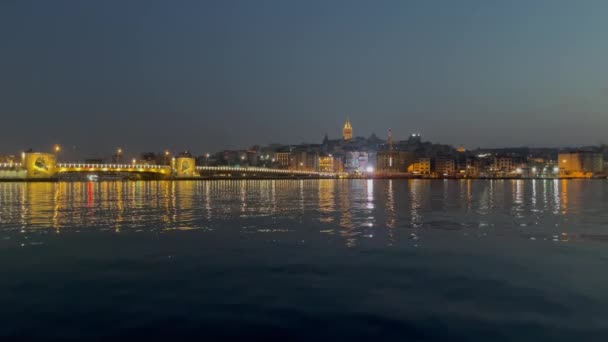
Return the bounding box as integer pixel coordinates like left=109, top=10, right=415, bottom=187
left=117, top=147, right=122, bottom=163
left=53, top=144, right=61, bottom=162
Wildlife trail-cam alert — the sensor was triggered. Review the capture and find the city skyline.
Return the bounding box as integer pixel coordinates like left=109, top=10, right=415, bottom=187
left=2, top=117, right=607, bottom=162
left=2, top=1, right=608, bottom=156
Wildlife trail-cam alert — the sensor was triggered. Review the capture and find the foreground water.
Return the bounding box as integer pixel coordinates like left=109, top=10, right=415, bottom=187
left=1, top=179, right=607, bottom=341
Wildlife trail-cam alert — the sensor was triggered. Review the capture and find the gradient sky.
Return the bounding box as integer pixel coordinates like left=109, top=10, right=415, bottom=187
left=1, top=0, right=608, bottom=159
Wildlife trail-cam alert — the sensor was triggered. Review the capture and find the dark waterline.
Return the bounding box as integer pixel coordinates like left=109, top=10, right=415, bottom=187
left=1, top=179, right=607, bottom=341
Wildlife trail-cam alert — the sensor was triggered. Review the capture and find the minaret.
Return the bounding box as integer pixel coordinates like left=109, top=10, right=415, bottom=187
left=387, top=128, right=393, bottom=151
left=342, top=119, right=353, bottom=140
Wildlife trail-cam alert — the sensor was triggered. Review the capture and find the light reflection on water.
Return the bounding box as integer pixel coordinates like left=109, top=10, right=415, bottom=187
left=2, top=179, right=608, bottom=340
left=1, top=179, right=608, bottom=245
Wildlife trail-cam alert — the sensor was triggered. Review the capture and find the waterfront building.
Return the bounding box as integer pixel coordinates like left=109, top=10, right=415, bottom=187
left=465, top=158, right=481, bottom=177
left=376, top=129, right=416, bottom=173
left=245, top=150, right=258, bottom=166
left=558, top=152, right=604, bottom=176
left=333, top=156, right=344, bottom=173
left=319, top=155, right=335, bottom=172
left=344, top=151, right=369, bottom=173
left=342, top=119, right=353, bottom=140
left=274, top=150, right=291, bottom=169
left=495, top=156, right=515, bottom=172
left=289, top=151, right=319, bottom=171
left=408, top=157, right=431, bottom=175
left=581, top=152, right=604, bottom=173
left=376, top=151, right=415, bottom=173
left=434, top=156, right=456, bottom=176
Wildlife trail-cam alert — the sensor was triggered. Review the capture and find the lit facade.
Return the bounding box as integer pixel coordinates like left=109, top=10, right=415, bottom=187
left=344, top=151, right=369, bottom=173
left=434, top=157, right=455, bottom=176
left=342, top=119, right=353, bottom=140
left=495, top=157, right=515, bottom=172
left=289, top=151, right=319, bottom=171
left=409, top=157, right=431, bottom=175
left=558, top=152, right=603, bottom=176
left=274, top=151, right=291, bottom=169
left=376, top=151, right=414, bottom=173
left=318, top=155, right=334, bottom=172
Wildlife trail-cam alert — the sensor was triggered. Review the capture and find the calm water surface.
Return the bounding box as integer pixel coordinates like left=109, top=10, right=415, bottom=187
left=1, top=179, right=607, bottom=341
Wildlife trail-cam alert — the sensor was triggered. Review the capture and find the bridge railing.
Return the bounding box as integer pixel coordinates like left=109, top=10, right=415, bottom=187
left=57, top=163, right=171, bottom=170
left=58, top=163, right=170, bottom=169
left=52, top=163, right=336, bottom=177
left=0, top=162, right=22, bottom=168
left=195, top=166, right=336, bottom=177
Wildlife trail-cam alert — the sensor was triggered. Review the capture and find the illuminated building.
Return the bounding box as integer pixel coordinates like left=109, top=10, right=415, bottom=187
left=289, top=151, right=319, bottom=171
left=342, top=119, right=353, bottom=140
left=581, top=153, right=604, bottom=173
left=344, top=151, right=369, bottom=173
left=319, top=155, right=335, bottom=172
left=495, top=156, right=515, bottom=172
left=377, top=151, right=413, bottom=173
left=376, top=129, right=415, bottom=173
left=558, top=152, right=603, bottom=176
left=434, top=156, right=455, bottom=176
left=408, top=157, right=431, bottom=175
left=274, top=150, right=291, bottom=169
left=465, top=158, right=481, bottom=177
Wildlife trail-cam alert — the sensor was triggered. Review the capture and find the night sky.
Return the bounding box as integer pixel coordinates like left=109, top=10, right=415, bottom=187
left=1, top=0, right=608, bottom=160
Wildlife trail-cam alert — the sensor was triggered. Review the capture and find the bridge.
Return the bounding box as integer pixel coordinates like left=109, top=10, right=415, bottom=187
left=0, top=153, right=337, bottom=180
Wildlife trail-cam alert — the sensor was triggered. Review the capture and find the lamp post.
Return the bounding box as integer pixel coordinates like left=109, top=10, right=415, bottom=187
left=117, top=148, right=122, bottom=164
left=164, top=150, right=170, bottom=165
left=53, top=144, right=61, bottom=162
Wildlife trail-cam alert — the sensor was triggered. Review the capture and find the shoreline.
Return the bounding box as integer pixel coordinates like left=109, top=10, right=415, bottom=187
left=0, top=176, right=606, bottom=182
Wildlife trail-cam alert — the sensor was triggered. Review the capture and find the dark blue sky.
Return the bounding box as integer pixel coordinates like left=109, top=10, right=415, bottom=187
left=1, top=0, right=608, bottom=159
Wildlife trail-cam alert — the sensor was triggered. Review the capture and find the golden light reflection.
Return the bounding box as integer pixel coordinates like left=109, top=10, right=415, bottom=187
left=409, top=179, right=423, bottom=229
left=318, top=179, right=336, bottom=223
left=115, top=182, right=124, bottom=232
left=560, top=179, right=568, bottom=214
left=386, top=179, right=396, bottom=229
left=338, top=181, right=353, bottom=228
left=0, top=179, right=592, bottom=246
left=553, top=179, right=560, bottom=214
left=465, top=179, right=473, bottom=211
left=25, top=182, right=55, bottom=229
